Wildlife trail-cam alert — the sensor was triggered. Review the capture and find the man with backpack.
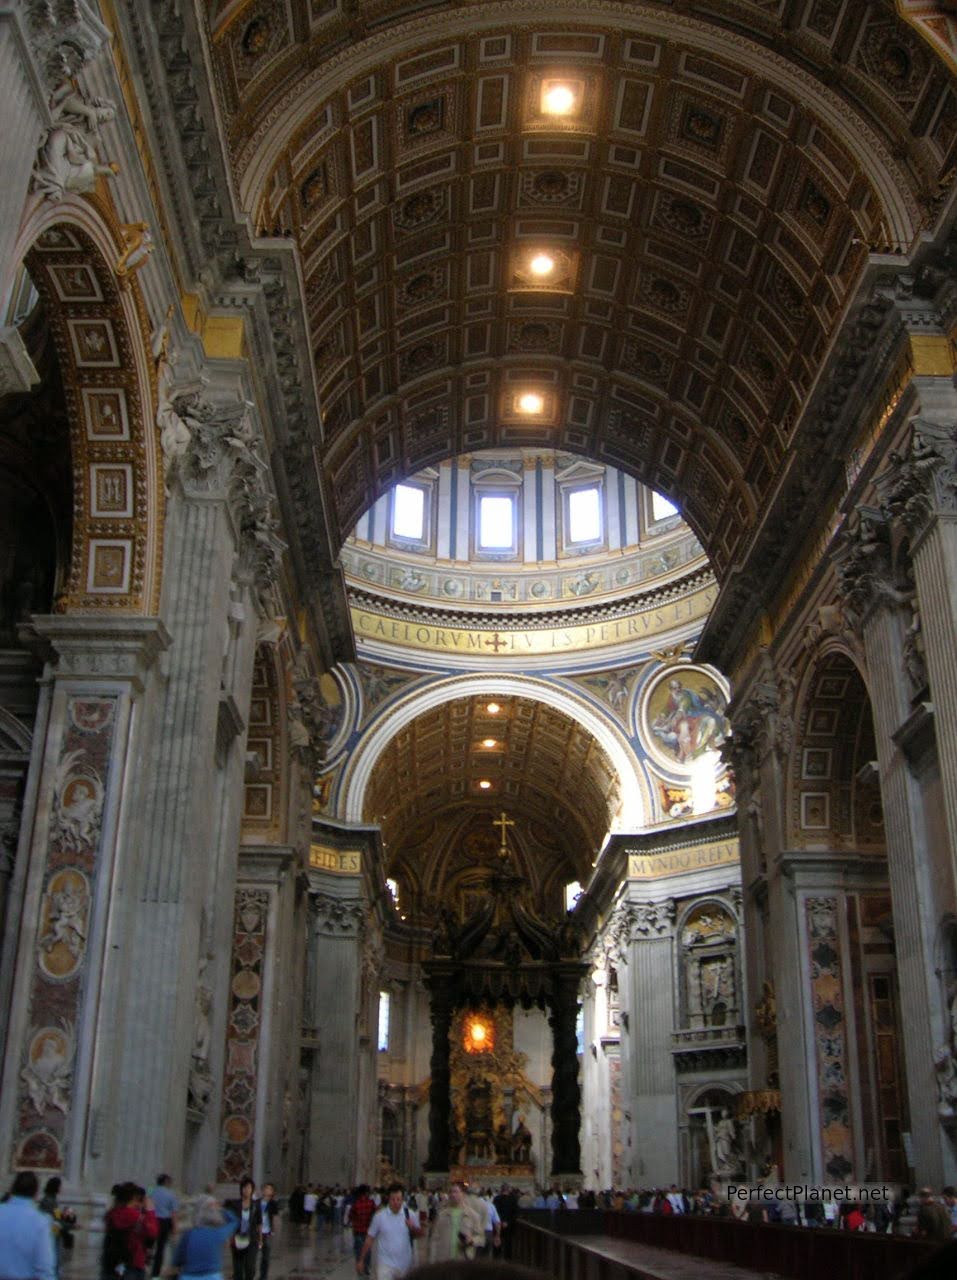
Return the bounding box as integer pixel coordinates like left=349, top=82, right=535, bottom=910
left=355, top=1184, right=422, bottom=1279
left=101, top=1183, right=157, bottom=1280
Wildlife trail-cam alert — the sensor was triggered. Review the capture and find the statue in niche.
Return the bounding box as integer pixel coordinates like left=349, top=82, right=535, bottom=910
left=935, top=1046, right=957, bottom=1118
left=465, top=1078, right=494, bottom=1160
left=494, top=1121, right=512, bottom=1164
left=188, top=944, right=214, bottom=1116
left=711, top=1108, right=741, bottom=1175
left=511, top=1115, right=532, bottom=1164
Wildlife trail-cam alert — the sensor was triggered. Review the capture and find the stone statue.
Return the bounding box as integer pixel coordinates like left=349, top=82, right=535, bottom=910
left=511, top=1115, right=532, bottom=1164
left=465, top=1077, right=494, bottom=1160
left=33, top=80, right=119, bottom=200
left=935, top=1045, right=957, bottom=1118
left=711, top=1108, right=740, bottom=1174
left=494, top=1120, right=512, bottom=1163
left=151, top=317, right=209, bottom=483
left=187, top=981, right=214, bottom=1117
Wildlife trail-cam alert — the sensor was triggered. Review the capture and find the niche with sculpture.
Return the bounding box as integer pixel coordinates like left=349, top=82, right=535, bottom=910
left=680, top=903, right=739, bottom=1029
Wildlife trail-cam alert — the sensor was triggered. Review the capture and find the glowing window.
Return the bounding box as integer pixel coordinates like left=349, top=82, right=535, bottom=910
left=393, top=484, right=425, bottom=540
left=565, top=880, right=583, bottom=912
left=575, top=1006, right=585, bottom=1055
left=378, top=990, right=390, bottom=1052
left=386, top=878, right=399, bottom=908
left=479, top=495, right=514, bottom=549
left=651, top=491, right=678, bottom=522
left=568, top=487, right=601, bottom=543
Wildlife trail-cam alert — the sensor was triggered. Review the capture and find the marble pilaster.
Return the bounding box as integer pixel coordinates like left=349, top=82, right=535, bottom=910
left=836, top=508, right=955, bottom=1186
left=880, top=413, right=957, bottom=881
left=618, top=897, right=678, bottom=1186
left=0, top=615, right=169, bottom=1180
left=305, top=886, right=367, bottom=1184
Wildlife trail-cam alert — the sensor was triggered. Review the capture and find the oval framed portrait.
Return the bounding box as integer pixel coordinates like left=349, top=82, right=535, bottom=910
left=638, top=664, right=730, bottom=774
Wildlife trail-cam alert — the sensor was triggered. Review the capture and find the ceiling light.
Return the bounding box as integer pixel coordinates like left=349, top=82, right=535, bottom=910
left=482, top=738, right=497, bottom=748
left=529, top=252, right=555, bottom=276
left=542, top=83, right=576, bottom=115
left=471, top=1023, right=487, bottom=1043
left=486, top=702, right=501, bottom=714
left=479, top=779, right=492, bottom=790
left=518, top=392, right=544, bottom=415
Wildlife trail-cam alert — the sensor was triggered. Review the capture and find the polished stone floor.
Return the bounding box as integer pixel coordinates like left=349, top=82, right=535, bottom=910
left=59, top=1219, right=787, bottom=1280
left=63, top=1222, right=366, bottom=1280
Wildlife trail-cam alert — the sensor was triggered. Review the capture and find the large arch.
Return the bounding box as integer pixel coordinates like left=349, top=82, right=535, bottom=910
left=11, top=194, right=164, bottom=616
left=339, top=672, right=648, bottom=829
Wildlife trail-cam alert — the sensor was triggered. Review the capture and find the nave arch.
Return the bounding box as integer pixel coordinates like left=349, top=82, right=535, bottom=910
left=9, top=194, right=165, bottom=617
left=339, top=672, right=649, bottom=832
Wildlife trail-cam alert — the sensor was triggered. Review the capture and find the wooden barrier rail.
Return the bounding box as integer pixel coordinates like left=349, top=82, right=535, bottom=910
left=511, top=1209, right=942, bottom=1280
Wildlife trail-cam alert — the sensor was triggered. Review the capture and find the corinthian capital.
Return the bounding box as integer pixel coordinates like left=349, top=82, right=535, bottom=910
left=26, top=1, right=110, bottom=91
left=835, top=505, right=912, bottom=631
left=879, top=417, right=957, bottom=540
left=613, top=897, right=676, bottom=946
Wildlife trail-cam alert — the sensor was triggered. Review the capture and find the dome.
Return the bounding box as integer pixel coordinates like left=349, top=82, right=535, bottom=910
left=342, top=448, right=710, bottom=615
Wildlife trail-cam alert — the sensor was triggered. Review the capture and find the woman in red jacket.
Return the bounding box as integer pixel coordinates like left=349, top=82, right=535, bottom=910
left=102, top=1183, right=158, bottom=1280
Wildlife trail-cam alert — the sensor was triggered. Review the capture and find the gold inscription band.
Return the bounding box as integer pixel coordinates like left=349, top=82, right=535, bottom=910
left=309, top=844, right=361, bottom=874
left=627, top=840, right=739, bottom=880
left=351, top=583, right=717, bottom=657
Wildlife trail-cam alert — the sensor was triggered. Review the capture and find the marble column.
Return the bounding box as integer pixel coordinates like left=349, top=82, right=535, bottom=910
left=837, top=506, right=955, bottom=1186
left=0, top=615, right=168, bottom=1181
left=549, top=966, right=584, bottom=1177
left=424, top=972, right=453, bottom=1172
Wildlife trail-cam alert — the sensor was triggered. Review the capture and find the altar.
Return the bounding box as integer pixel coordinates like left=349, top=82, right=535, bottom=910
left=420, top=821, right=589, bottom=1183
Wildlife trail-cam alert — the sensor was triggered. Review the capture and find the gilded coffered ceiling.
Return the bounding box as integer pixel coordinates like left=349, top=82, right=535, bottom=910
left=363, top=694, right=621, bottom=867
left=204, top=2, right=956, bottom=581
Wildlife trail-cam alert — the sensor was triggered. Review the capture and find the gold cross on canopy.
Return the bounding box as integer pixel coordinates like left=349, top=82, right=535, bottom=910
left=493, top=810, right=514, bottom=852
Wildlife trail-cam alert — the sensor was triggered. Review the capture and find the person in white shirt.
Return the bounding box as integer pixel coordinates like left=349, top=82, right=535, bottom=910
left=303, top=1186, right=318, bottom=1227
left=356, top=1184, right=422, bottom=1280
left=666, top=1186, right=685, bottom=1214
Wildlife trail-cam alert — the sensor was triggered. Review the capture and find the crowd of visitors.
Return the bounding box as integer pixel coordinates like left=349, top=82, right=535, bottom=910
left=2, top=1169, right=957, bottom=1280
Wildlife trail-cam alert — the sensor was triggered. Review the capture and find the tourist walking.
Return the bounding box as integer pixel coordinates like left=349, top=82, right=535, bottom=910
left=356, top=1183, right=422, bottom=1280
left=258, top=1184, right=279, bottom=1280
left=347, top=1185, right=376, bottom=1276
left=172, top=1196, right=238, bottom=1280
left=430, top=1183, right=483, bottom=1263
left=102, top=1183, right=157, bottom=1280
left=150, top=1175, right=178, bottom=1277
left=0, top=1171, right=56, bottom=1280
left=226, top=1178, right=262, bottom=1280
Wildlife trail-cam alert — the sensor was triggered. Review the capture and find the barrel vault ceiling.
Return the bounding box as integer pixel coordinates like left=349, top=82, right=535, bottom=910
left=363, top=694, right=621, bottom=870
left=203, top=2, right=956, bottom=581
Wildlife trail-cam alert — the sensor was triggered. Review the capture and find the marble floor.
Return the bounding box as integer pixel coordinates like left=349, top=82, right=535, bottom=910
left=63, top=1223, right=364, bottom=1280
left=59, top=1221, right=788, bottom=1280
